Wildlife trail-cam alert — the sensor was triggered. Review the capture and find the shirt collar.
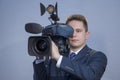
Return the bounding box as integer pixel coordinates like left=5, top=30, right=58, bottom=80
left=70, top=44, right=86, bottom=55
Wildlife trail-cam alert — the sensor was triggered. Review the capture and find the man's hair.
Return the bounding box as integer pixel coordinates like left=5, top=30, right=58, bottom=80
left=66, top=14, right=88, bottom=32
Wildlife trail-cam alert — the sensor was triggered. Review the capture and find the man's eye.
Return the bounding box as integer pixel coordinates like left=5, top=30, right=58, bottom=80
left=76, top=29, right=81, bottom=32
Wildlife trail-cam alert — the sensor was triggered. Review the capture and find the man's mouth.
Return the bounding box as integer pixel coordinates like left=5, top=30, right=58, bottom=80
left=71, top=39, right=78, bottom=42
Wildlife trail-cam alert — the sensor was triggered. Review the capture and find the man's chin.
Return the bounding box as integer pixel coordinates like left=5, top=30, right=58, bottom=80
left=70, top=45, right=79, bottom=49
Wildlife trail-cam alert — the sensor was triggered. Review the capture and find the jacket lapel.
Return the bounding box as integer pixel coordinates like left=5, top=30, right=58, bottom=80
left=74, top=45, right=90, bottom=61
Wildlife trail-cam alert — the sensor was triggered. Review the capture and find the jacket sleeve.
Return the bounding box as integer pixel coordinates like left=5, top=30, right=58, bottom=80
left=33, top=61, right=48, bottom=80
left=59, top=52, right=107, bottom=80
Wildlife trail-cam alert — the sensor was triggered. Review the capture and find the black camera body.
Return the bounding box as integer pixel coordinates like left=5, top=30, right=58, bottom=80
left=28, top=24, right=73, bottom=56
left=25, top=3, right=73, bottom=57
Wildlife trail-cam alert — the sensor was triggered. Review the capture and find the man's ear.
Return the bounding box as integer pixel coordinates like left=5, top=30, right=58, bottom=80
left=86, top=31, right=90, bottom=39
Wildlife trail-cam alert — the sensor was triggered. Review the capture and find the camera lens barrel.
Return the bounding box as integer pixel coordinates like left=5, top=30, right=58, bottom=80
left=28, top=36, right=51, bottom=56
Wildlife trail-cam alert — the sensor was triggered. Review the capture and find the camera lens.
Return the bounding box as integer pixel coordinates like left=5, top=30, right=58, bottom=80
left=35, top=39, right=48, bottom=53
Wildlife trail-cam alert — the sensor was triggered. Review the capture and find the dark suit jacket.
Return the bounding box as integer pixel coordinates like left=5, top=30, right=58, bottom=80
left=33, top=45, right=107, bottom=80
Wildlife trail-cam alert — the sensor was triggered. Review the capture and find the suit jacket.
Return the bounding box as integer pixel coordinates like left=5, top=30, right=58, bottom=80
left=33, top=45, right=107, bottom=80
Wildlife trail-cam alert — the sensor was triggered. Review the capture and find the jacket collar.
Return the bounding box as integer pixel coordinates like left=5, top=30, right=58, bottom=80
left=74, top=45, right=91, bottom=61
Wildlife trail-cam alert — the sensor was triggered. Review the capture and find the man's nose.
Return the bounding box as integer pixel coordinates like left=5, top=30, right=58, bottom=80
left=72, top=31, right=77, bottom=37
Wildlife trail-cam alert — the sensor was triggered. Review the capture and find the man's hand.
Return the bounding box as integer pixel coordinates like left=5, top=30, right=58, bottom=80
left=51, top=41, right=61, bottom=61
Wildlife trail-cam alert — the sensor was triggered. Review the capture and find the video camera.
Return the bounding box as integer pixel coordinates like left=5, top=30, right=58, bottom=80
left=25, top=3, right=73, bottom=56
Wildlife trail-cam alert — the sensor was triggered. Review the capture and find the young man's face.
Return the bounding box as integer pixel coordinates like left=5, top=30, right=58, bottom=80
left=68, top=20, right=90, bottom=50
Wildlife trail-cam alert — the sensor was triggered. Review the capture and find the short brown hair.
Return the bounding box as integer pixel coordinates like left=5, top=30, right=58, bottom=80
left=66, top=14, right=88, bottom=32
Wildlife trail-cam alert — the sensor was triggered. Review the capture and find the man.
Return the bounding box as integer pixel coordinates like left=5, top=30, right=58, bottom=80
left=33, top=14, right=107, bottom=80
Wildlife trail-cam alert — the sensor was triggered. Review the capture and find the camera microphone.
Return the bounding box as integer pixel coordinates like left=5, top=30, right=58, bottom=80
left=25, top=23, right=44, bottom=34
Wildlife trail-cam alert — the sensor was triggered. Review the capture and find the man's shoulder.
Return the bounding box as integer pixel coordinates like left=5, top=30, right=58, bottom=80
left=85, top=46, right=107, bottom=58
left=87, top=48, right=107, bottom=61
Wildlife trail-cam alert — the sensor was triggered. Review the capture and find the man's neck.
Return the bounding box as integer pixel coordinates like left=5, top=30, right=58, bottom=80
left=70, top=44, right=86, bottom=54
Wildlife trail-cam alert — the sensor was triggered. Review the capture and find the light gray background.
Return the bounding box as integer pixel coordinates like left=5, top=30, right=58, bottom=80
left=0, top=0, right=120, bottom=80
